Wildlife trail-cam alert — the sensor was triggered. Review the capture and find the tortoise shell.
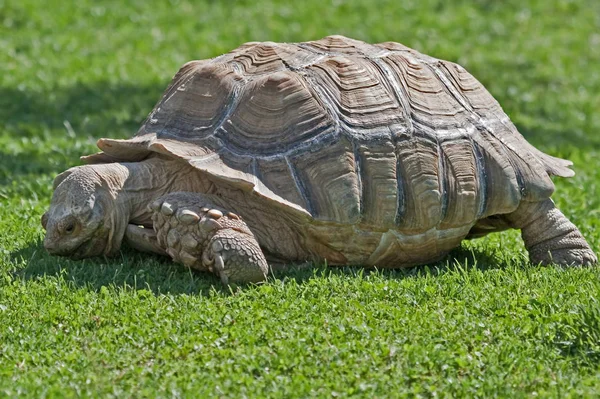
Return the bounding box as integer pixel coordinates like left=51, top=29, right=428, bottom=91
left=84, top=35, right=573, bottom=233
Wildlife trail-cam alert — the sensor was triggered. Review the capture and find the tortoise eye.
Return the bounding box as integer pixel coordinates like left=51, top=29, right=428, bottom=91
left=60, top=217, right=78, bottom=235
left=65, top=222, right=75, bottom=234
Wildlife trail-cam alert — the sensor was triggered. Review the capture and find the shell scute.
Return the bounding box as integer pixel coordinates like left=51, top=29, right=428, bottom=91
left=289, top=136, right=361, bottom=223
left=141, top=63, right=243, bottom=142
left=219, top=70, right=333, bottom=155
left=307, top=55, right=407, bottom=132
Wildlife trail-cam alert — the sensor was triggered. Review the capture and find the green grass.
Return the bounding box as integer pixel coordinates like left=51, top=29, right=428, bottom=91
left=1, top=0, right=599, bottom=397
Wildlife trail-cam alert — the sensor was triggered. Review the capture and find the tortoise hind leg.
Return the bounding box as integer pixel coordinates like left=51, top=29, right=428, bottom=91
left=149, top=192, right=269, bottom=284
left=504, top=199, right=597, bottom=266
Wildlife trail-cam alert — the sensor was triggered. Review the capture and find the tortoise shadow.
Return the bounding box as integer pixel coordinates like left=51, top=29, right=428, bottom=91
left=0, top=83, right=165, bottom=185
left=0, top=84, right=162, bottom=139
left=272, top=243, right=525, bottom=284
left=11, top=239, right=520, bottom=297
left=11, top=240, right=225, bottom=297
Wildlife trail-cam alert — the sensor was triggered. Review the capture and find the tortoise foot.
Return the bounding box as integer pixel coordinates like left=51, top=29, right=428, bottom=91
left=507, top=199, right=597, bottom=267
left=149, top=192, right=269, bottom=284
left=530, top=243, right=597, bottom=267
left=525, top=210, right=597, bottom=267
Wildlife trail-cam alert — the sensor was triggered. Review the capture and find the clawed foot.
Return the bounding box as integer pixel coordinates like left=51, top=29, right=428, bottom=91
left=522, top=204, right=597, bottom=267
left=148, top=192, right=269, bottom=284
left=506, top=199, right=597, bottom=268
left=530, top=246, right=597, bottom=267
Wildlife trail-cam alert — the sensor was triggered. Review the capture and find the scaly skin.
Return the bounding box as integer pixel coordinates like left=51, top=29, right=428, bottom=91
left=149, top=192, right=269, bottom=284
left=504, top=199, right=597, bottom=266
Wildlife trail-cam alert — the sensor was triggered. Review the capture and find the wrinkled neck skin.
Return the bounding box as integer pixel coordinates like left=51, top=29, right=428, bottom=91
left=97, top=156, right=213, bottom=252
left=122, top=156, right=215, bottom=225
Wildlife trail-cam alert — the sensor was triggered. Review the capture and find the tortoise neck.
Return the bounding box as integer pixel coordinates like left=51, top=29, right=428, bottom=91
left=73, top=157, right=210, bottom=255
left=114, top=156, right=212, bottom=225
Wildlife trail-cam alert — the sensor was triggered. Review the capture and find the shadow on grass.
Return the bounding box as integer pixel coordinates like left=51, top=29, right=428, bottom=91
left=11, top=241, right=224, bottom=297
left=0, top=150, right=73, bottom=181
left=0, top=83, right=164, bottom=184
left=0, top=84, right=162, bottom=138
left=10, top=239, right=518, bottom=297
left=277, top=243, right=522, bottom=283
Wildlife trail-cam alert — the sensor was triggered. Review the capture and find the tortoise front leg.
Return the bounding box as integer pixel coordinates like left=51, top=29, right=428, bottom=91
left=148, top=192, right=269, bottom=284
left=125, top=224, right=167, bottom=256
left=505, top=199, right=597, bottom=266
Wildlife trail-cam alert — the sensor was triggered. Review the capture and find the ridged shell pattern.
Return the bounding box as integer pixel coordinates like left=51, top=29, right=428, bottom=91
left=103, top=35, right=574, bottom=232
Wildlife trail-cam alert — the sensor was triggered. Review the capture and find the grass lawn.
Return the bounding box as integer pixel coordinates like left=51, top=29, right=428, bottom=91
left=1, top=0, right=600, bottom=397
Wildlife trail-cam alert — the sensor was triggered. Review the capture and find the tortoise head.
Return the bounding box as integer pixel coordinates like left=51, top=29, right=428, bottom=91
left=42, top=166, right=122, bottom=259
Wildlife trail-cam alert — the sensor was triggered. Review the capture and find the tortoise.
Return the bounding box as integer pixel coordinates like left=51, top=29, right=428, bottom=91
left=42, top=35, right=597, bottom=284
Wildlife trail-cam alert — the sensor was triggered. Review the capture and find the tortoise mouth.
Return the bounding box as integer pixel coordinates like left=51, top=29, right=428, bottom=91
left=46, top=234, right=108, bottom=260
left=69, top=235, right=108, bottom=259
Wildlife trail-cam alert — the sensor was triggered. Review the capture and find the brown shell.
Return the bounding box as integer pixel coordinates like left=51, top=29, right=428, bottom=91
left=84, top=35, right=574, bottom=231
